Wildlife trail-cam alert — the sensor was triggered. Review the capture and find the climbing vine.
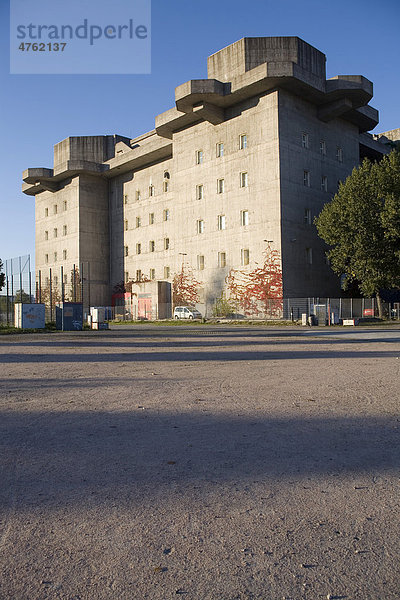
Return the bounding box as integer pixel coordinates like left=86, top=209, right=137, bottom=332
left=172, top=264, right=201, bottom=307
left=226, top=243, right=283, bottom=317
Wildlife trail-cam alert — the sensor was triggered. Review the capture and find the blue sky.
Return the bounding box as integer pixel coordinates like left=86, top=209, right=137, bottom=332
left=1, top=0, right=399, bottom=265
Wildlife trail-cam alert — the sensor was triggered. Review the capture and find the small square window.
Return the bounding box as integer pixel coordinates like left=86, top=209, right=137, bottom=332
left=149, top=185, right=155, bottom=197
left=164, top=266, right=170, bottom=279
left=304, top=208, right=312, bottom=225
left=150, top=268, right=156, bottom=280
left=53, top=205, right=58, bottom=215
left=136, top=243, right=141, bottom=255
left=320, top=140, right=326, bottom=155
left=218, top=252, right=226, bottom=268
left=302, top=133, right=309, bottom=149
left=63, top=225, right=67, bottom=236
left=63, top=249, right=67, bottom=260
left=149, top=212, right=155, bottom=225
left=303, top=171, right=310, bottom=187
left=321, top=176, right=328, bottom=192
left=196, top=184, right=204, bottom=200
left=336, top=147, right=343, bottom=162
left=217, top=214, right=226, bottom=230
left=239, top=134, right=247, bottom=150
left=136, top=270, right=142, bottom=282
left=63, top=201, right=67, bottom=211
left=45, top=230, right=48, bottom=240
left=163, top=180, right=169, bottom=192
left=136, top=190, right=141, bottom=201
left=240, top=210, right=249, bottom=226
left=216, top=142, right=224, bottom=157
left=54, top=228, right=58, bottom=238
left=124, top=246, right=129, bottom=257
left=240, top=172, right=248, bottom=188
left=136, top=216, right=141, bottom=228
left=149, top=240, right=155, bottom=252
left=217, top=179, right=225, bottom=194
left=45, top=253, right=49, bottom=264
left=164, top=237, right=170, bottom=250
left=197, top=255, right=205, bottom=270
left=197, top=219, right=204, bottom=234
left=196, top=150, right=203, bottom=165
left=241, top=248, right=250, bottom=266
left=45, top=207, right=48, bottom=217
left=163, top=208, right=170, bottom=221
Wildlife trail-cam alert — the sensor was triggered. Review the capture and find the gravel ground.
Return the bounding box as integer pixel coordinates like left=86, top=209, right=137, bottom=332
left=0, top=325, right=399, bottom=600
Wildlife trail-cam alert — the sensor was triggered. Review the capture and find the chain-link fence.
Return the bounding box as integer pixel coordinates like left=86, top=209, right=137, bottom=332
left=36, top=262, right=91, bottom=322
left=211, top=296, right=397, bottom=322
left=0, top=258, right=93, bottom=325
left=0, top=255, right=34, bottom=325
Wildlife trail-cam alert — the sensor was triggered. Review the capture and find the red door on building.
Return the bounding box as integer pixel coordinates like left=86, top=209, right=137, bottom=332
left=138, top=297, right=152, bottom=319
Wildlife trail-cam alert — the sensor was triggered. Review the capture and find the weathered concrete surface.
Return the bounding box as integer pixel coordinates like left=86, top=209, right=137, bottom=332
left=0, top=325, right=399, bottom=599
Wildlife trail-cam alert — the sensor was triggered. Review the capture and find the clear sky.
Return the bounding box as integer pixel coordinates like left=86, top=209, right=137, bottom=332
left=1, top=0, right=399, bottom=265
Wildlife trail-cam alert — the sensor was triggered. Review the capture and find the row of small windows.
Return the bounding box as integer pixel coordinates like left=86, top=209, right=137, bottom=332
left=124, top=250, right=250, bottom=283
left=195, top=134, right=247, bottom=165
left=125, top=209, right=170, bottom=231
left=44, top=201, right=67, bottom=217
left=301, top=133, right=343, bottom=162
left=196, top=210, right=248, bottom=233
left=125, top=238, right=171, bottom=256
left=124, top=173, right=171, bottom=204
left=133, top=211, right=247, bottom=239
left=303, top=171, right=329, bottom=191
left=44, top=249, right=68, bottom=263
left=196, top=173, right=248, bottom=200
left=128, top=173, right=249, bottom=206
left=44, top=274, right=78, bottom=287
left=125, top=245, right=316, bottom=283
left=44, top=225, right=68, bottom=239
left=128, top=183, right=169, bottom=202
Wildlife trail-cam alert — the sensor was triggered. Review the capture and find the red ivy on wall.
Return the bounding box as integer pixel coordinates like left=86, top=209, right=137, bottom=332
left=172, top=264, right=201, bottom=307
left=226, top=244, right=283, bottom=317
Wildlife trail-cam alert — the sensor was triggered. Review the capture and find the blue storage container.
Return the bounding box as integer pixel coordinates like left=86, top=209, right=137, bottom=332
left=56, top=303, right=83, bottom=331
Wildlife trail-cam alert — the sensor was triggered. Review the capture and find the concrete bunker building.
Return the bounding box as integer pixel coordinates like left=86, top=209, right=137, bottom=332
left=23, top=36, right=393, bottom=315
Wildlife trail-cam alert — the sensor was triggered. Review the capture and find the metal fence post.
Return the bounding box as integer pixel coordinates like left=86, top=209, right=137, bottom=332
left=49, top=267, right=53, bottom=322
left=6, top=276, right=10, bottom=326
left=61, top=265, right=64, bottom=302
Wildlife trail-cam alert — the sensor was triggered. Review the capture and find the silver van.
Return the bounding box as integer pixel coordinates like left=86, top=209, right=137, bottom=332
left=173, top=306, right=202, bottom=320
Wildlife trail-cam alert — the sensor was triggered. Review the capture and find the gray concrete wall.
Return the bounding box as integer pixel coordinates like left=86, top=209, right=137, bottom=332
left=78, top=174, right=110, bottom=306
left=207, top=37, right=326, bottom=82
left=278, top=89, right=360, bottom=297
left=114, top=92, right=280, bottom=315
left=35, top=178, right=80, bottom=293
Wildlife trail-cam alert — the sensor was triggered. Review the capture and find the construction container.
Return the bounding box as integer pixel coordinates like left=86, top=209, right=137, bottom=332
left=14, top=303, right=45, bottom=329
left=56, top=302, right=83, bottom=331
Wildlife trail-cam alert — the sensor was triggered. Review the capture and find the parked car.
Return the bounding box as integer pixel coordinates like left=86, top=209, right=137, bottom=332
left=173, top=306, right=202, bottom=320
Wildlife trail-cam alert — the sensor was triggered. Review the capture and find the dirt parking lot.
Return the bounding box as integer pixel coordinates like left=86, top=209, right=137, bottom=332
left=0, top=324, right=399, bottom=600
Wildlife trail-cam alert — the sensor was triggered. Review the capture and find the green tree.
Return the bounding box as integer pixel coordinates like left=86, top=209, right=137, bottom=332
left=315, top=151, right=400, bottom=318
left=15, top=289, right=31, bottom=303
left=0, top=259, right=5, bottom=291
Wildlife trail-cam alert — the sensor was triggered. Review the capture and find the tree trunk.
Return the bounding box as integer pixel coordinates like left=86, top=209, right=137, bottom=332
left=376, top=293, right=383, bottom=319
